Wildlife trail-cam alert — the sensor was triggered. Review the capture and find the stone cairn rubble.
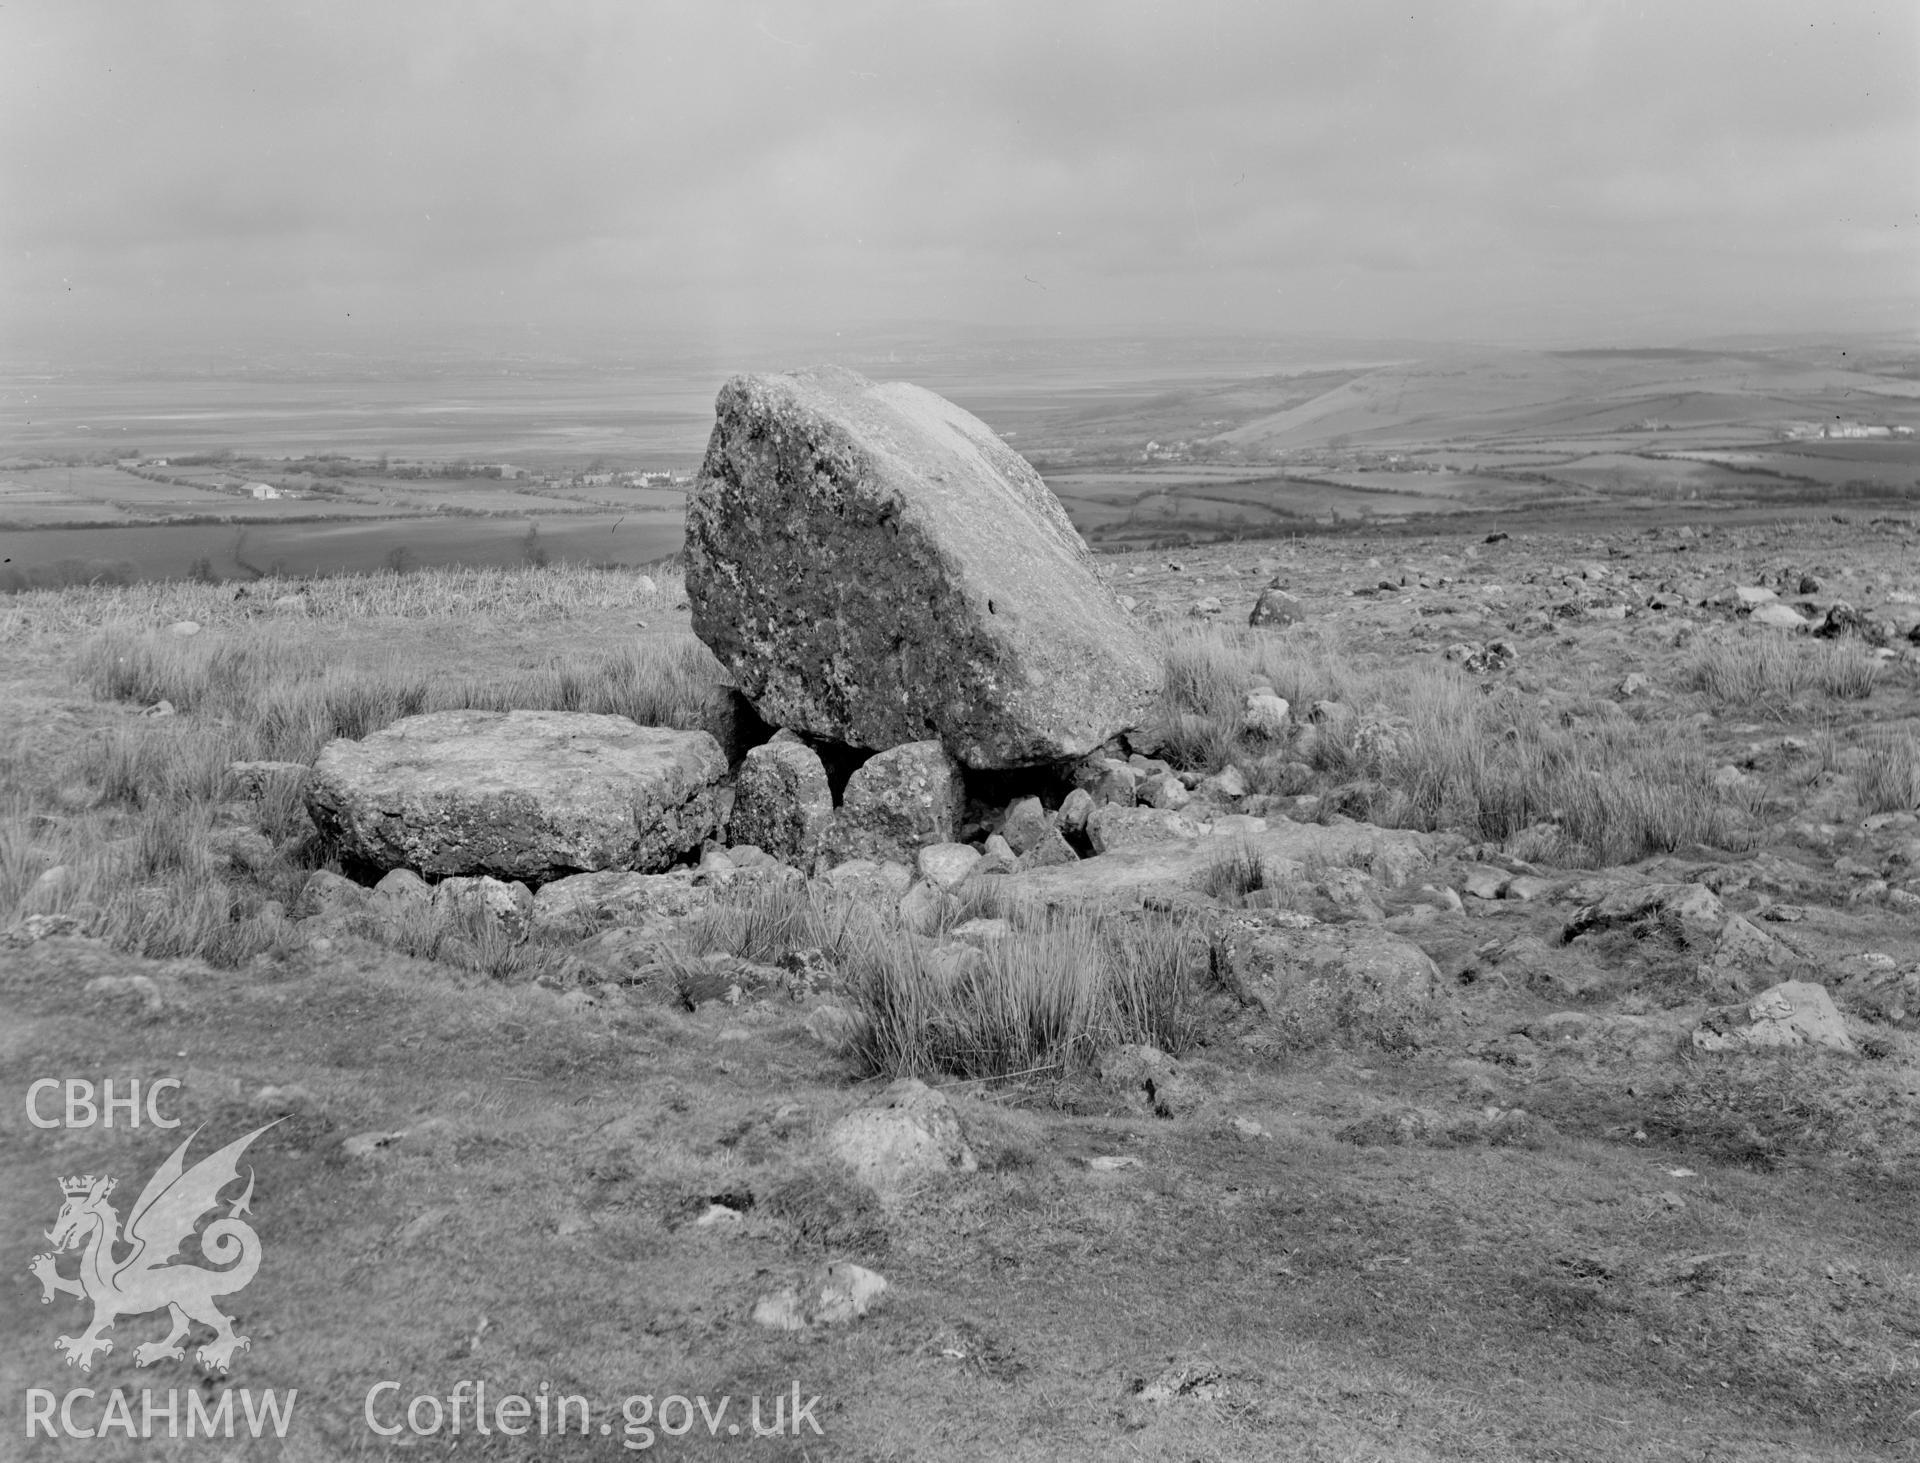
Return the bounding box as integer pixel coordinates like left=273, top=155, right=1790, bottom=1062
left=283, top=365, right=1878, bottom=1068
left=301, top=364, right=1319, bottom=918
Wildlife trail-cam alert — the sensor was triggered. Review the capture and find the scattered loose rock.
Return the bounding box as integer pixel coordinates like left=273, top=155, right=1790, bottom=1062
left=752, top=1261, right=889, bottom=1330
left=826, top=1077, right=978, bottom=1198
left=431, top=875, right=534, bottom=941
left=1248, top=586, right=1305, bottom=627
left=1693, top=980, right=1856, bottom=1056
left=530, top=868, right=707, bottom=938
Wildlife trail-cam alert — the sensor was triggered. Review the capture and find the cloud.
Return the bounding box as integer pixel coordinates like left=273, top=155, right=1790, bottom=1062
left=2, top=0, right=1913, bottom=356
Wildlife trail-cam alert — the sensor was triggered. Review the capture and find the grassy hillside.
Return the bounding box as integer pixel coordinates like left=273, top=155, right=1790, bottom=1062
left=4, top=534, right=1918, bottom=1458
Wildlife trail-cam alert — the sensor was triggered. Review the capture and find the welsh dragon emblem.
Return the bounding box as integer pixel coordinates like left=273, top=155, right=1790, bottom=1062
left=29, top=1122, right=277, bottom=1373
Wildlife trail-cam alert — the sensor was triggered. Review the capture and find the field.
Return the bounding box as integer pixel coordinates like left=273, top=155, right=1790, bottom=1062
left=5, top=335, right=1919, bottom=584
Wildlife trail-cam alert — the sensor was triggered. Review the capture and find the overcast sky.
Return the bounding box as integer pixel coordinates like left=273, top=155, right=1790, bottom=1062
left=2, top=1, right=1914, bottom=362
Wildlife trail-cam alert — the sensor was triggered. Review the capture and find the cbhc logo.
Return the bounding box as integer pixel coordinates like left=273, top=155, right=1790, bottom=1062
left=26, top=1079, right=182, bottom=1129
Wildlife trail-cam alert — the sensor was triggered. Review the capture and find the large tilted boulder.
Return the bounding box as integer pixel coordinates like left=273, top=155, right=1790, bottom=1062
left=305, top=710, right=725, bottom=881
left=684, top=365, right=1157, bottom=767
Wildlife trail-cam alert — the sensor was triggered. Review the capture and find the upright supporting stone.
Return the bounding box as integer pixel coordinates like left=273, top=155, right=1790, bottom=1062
left=823, top=741, right=966, bottom=867
left=730, top=731, right=834, bottom=868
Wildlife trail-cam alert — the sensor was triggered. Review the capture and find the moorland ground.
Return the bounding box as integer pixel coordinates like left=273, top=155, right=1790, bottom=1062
left=3, top=504, right=1919, bottom=1460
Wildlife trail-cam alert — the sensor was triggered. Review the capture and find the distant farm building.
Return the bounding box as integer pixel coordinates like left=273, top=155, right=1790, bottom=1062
left=245, top=482, right=282, bottom=499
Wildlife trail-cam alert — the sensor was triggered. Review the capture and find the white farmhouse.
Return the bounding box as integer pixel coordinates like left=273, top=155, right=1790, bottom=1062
left=245, top=482, right=282, bottom=499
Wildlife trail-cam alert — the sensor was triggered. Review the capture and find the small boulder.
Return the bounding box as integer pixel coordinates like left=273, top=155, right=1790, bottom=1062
left=1693, top=980, right=1855, bottom=1055
left=296, top=869, right=369, bottom=920
left=898, top=880, right=959, bottom=936
left=729, top=732, right=834, bottom=869
left=1058, top=786, right=1095, bottom=834
left=826, top=1078, right=977, bottom=1198
left=1248, top=587, right=1305, bottom=627
left=1013, top=825, right=1079, bottom=871
left=1750, top=602, right=1809, bottom=630
left=824, top=741, right=966, bottom=866
left=1099, top=1044, right=1200, bottom=1118
left=431, top=875, right=534, bottom=941
left=1084, top=758, right=1139, bottom=807
left=1813, top=601, right=1885, bottom=644
left=531, top=869, right=706, bottom=937
left=918, top=842, right=982, bottom=890
left=23, top=865, right=75, bottom=907
left=975, top=834, right=1019, bottom=873
left=1460, top=865, right=1509, bottom=901
left=206, top=826, right=275, bottom=873
left=1137, top=771, right=1191, bottom=811
left=226, top=760, right=310, bottom=798
left=372, top=868, right=432, bottom=908
left=1562, top=882, right=1725, bottom=945
left=819, top=858, right=914, bottom=904
left=753, top=1262, right=889, bottom=1330
left=1700, top=913, right=1799, bottom=999
left=1084, top=804, right=1205, bottom=854
left=1198, top=765, right=1248, bottom=801
left=1214, top=918, right=1441, bottom=1050
left=998, top=797, right=1052, bottom=856
left=1242, top=693, right=1291, bottom=739
left=1503, top=874, right=1554, bottom=902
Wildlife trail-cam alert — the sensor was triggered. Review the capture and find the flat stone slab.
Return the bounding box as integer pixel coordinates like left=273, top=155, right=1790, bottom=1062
left=306, top=709, right=725, bottom=882
left=997, top=818, right=1453, bottom=909
left=685, top=365, right=1157, bottom=767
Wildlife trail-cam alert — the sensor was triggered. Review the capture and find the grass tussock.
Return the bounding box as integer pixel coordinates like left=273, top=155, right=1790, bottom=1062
left=1854, top=729, right=1919, bottom=815
left=1157, top=622, right=1754, bottom=866
left=673, top=878, right=1208, bottom=1082
left=841, top=907, right=1208, bottom=1081
left=1685, top=630, right=1880, bottom=710
left=1156, top=622, right=1354, bottom=769
left=683, top=877, right=874, bottom=967
left=1379, top=680, right=1750, bottom=865
left=356, top=899, right=570, bottom=982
